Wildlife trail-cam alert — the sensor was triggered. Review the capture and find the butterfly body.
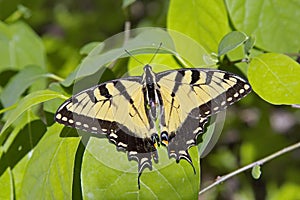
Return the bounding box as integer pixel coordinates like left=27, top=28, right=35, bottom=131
left=55, top=64, right=251, bottom=188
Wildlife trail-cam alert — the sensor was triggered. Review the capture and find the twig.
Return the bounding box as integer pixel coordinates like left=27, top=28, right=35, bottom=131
left=107, top=21, right=131, bottom=69
left=199, top=141, right=300, bottom=195
left=124, top=21, right=131, bottom=44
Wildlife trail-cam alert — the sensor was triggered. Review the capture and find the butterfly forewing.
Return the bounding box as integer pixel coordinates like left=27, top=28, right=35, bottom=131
left=56, top=78, right=153, bottom=136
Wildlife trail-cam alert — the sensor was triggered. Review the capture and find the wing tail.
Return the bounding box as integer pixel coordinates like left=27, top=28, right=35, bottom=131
left=128, top=150, right=158, bottom=189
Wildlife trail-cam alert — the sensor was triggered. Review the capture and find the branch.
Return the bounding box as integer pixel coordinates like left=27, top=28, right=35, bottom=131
left=199, top=141, right=300, bottom=195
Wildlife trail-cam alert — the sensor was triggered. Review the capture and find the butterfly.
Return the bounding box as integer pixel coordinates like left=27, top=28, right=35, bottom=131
left=55, top=64, right=251, bottom=188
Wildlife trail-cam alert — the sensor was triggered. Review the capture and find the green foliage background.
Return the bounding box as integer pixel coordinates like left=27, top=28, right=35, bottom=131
left=0, top=0, right=300, bottom=199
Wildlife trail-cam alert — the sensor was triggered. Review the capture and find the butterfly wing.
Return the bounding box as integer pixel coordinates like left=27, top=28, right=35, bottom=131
left=55, top=67, right=252, bottom=189
left=156, top=69, right=252, bottom=164
left=55, top=77, right=157, bottom=180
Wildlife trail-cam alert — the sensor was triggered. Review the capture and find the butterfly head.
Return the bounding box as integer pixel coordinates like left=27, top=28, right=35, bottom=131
left=142, top=64, right=161, bottom=120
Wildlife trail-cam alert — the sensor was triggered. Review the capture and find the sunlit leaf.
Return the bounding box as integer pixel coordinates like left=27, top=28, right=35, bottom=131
left=0, top=21, right=45, bottom=71
left=81, top=137, right=200, bottom=199
left=168, top=0, right=230, bottom=53
left=19, top=124, right=80, bottom=199
left=0, top=167, right=13, bottom=200
left=12, top=153, right=31, bottom=199
left=248, top=53, right=300, bottom=104
left=226, top=0, right=300, bottom=52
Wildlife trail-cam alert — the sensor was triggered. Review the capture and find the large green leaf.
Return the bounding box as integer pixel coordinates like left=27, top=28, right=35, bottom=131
left=0, top=21, right=45, bottom=71
left=248, top=53, right=300, bottom=104
left=225, top=0, right=300, bottom=52
left=62, top=28, right=177, bottom=87
left=126, top=31, right=212, bottom=76
left=81, top=137, right=200, bottom=199
left=168, top=0, right=230, bottom=53
left=63, top=27, right=212, bottom=88
left=19, top=124, right=80, bottom=199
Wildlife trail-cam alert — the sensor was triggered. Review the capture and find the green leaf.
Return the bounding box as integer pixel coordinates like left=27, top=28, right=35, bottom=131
left=127, top=54, right=181, bottom=76
left=248, top=53, right=300, bottom=104
left=168, top=0, right=230, bottom=53
left=43, top=82, right=71, bottom=114
left=81, top=137, right=200, bottom=199
left=218, top=31, right=248, bottom=56
left=12, top=153, right=31, bottom=199
left=0, top=119, right=46, bottom=198
left=198, top=111, right=226, bottom=158
left=226, top=0, right=300, bottom=52
left=244, top=36, right=255, bottom=55
left=19, top=124, right=80, bottom=199
left=80, top=42, right=102, bottom=55
left=64, top=28, right=212, bottom=88
left=8, top=121, right=45, bottom=199
left=64, top=28, right=179, bottom=86
left=269, top=182, right=300, bottom=200
left=1, top=111, right=39, bottom=151
left=0, top=167, right=13, bottom=200
left=0, top=21, right=45, bottom=71
left=0, top=90, right=66, bottom=136
left=251, top=165, right=261, bottom=179
left=0, top=65, right=46, bottom=107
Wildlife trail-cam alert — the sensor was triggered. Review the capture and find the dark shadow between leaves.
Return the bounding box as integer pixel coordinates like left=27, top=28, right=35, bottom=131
left=0, top=120, right=46, bottom=176
left=72, top=140, right=85, bottom=200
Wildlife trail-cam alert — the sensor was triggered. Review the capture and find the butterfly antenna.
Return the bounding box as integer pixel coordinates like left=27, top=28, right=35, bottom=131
left=148, top=42, right=162, bottom=64
left=125, top=49, right=144, bottom=65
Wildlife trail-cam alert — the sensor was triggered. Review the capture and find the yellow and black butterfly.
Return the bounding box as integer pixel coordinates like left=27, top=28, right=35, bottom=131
left=55, top=64, right=251, bottom=188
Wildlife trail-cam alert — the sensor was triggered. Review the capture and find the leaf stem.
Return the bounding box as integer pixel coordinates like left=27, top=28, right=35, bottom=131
left=43, top=73, right=64, bottom=82
left=199, top=141, right=300, bottom=195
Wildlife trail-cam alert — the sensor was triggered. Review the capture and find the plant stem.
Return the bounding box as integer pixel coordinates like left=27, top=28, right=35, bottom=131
left=199, top=141, right=300, bottom=195
left=43, top=73, right=64, bottom=82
